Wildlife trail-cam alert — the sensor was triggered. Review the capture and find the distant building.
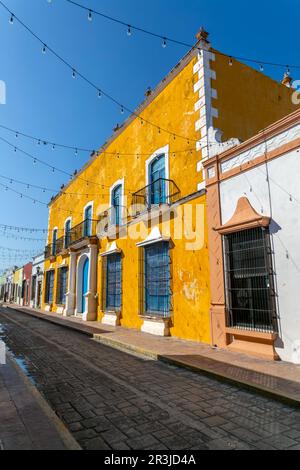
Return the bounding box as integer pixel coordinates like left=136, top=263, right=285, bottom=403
left=30, top=254, right=44, bottom=309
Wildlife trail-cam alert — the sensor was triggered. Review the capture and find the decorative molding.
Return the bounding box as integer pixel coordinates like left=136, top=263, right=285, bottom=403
left=136, top=226, right=170, bottom=247
left=220, top=122, right=300, bottom=174
left=193, top=44, right=240, bottom=190
left=215, top=197, right=270, bottom=234
left=99, top=241, right=121, bottom=257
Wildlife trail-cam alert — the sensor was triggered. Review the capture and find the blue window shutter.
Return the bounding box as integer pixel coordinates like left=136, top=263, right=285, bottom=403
left=144, top=242, right=170, bottom=316
left=106, top=253, right=122, bottom=310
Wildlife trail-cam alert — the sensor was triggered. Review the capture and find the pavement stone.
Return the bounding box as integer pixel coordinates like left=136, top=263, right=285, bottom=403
left=1, top=306, right=300, bottom=450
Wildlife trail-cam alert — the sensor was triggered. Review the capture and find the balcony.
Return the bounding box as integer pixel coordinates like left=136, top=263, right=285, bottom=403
left=68, top=218, right=98, bottom=247
left=131, top=178, right=180, bottom=218
left=44, top=236, right=64, bottom=259
left=44, top=219, right=98, bottom=258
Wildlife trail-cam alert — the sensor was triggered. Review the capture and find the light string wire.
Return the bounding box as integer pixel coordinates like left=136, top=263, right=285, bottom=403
left=0, top=1, right=200, bottom=143
left=64, top=0, right=297, bottom=71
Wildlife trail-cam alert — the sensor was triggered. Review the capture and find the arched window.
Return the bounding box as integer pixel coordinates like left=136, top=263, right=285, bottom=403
left=52, top=228, right=58, bottom=256
left=64, top=219, right=71, bottom=248
left=83, top=204, right=93, bottom=237
left=112, top=184, right=122, bottom=226
left=149, top=154, right=166, bottom=204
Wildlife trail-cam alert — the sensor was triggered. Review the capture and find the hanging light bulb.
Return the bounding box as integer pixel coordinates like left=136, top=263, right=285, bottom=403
left=33, top=158, right=37, bottom=164
left=52, top=144, right=55, bottom=151
left=72, top=69, right=76, bottom=79
left=37, top=139, right=41, bottom=145
left=52, top=167, right=55, bottom=173
left=14, top=147, right=17, bottom=152
left=162, top=37, right=167, bottom=48
left=121, top=106, right=124, bottom=114
left=9, top=14, right=14, bottom=25
left=42, top=44, right=47, bottom=54
left=229, top=57, right=233, bottom=66
left=75, top=148, right=78, bottom=156
left=286, top=66, right=291, bottom=76
left=260, top=64, right=264, bottom=72
left=97, top=89, right=102, bottom=98
left=127, top=25, right=132, bottom=36
left=15, top=132, right=18, bottom=138
left=88, top=10, right=93, bottom=21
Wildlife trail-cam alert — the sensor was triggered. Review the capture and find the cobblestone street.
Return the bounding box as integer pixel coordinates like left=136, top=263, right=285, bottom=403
left=1, top=307, right=300, bottom=451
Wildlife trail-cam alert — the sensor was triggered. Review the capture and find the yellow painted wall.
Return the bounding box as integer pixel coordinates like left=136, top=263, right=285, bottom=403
left=212, top=50, right=299, bottom=143
left=97, top=194, right=210, bottom=343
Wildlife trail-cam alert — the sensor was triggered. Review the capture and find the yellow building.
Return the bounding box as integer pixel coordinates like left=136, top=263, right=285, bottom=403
left=42, top=29, right=298, bottom=343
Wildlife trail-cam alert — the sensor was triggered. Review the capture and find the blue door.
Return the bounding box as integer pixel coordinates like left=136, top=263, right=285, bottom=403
left=112, top=184, right=122, bottom=225
left=82, top=258, right=89, bottom=313
left=84, top=205, right=92, bottom=237
left=149, top=155, right=166, bottom=205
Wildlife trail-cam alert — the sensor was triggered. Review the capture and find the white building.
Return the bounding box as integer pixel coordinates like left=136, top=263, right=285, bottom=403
left=30, top=254, right=44, bottom=309
left=204, top=109, right=300, bottom=363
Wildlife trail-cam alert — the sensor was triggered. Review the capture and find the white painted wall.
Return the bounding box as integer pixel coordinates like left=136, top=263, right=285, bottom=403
left=220, top=149, right=300, bottom=363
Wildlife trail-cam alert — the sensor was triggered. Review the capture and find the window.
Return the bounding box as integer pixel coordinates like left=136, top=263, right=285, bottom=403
left=144, top=242, right=170, bottom=316
left=112, top=184, right=122, bottom=226
left=224, top=227, right=276, bottom=333
left=84, top=205, right=93, bottom=237
left=45, top=270, right=55, bottom=304
left=56, top=267, right=68, bottom=305
left=64, top=219, right=71, bottom=248
left=105, top=254, right=122, bottom=311
left=149, top=154, right=166, bottom=205
left=52, top=229, right=58, bottom=256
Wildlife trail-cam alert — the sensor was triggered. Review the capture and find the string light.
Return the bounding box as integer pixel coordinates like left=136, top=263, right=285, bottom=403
left=229, top=57, right=233, bottom=66
left=260, top=64, right=264, bottom=72
left=72, top=69, right=76, bottom=79
left=127, top=25, right=132, bottom=36
left=97, top=89, right=102, bottom=98
left=162, top=38, right=167, bottom=48
left=62, top=0, right=300, bottom=75
left=42, top=44, right=47, bottom=54
left=88, top=9, right=92, bottom=21
left=9, top=13, right=13, bottom=24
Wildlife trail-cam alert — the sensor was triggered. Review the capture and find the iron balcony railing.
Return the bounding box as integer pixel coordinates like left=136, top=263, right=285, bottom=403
left=44, top=219, right=98, bottom=258
left=131, top=178, right=180, bottom=218
left=67, top=218, right=98, bottom=246
left=44, top=236, right=64, bottom=259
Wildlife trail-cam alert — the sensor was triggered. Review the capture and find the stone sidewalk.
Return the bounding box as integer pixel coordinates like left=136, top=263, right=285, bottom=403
left=5, top=304, right=300, bottom=406
left=0, top=352, right=80, bottom=450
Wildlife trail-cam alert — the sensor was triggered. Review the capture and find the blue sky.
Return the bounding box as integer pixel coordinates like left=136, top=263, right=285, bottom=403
left=0, top=0, right=299, bottom=271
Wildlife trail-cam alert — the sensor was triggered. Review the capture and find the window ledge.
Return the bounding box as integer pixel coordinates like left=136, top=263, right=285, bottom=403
left=226, top=327, right=277, bottom=341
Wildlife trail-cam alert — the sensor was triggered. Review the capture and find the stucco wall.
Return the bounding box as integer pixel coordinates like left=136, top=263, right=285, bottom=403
left=212, top=52, right=298, bottom=143
left=219, top=149, right=300, bottom=362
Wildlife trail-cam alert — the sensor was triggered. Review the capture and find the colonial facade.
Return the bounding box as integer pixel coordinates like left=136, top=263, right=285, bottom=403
left=42, top=29, right=298, bottom=343
left=30, top=254, right=44, bottom=309
left=203, top=108, right=300, bottom=363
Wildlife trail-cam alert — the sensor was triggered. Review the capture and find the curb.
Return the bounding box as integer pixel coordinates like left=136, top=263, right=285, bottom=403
left=159, top=355, right=300, bottom=408
left=8, top=352, right=82, bottom=450
left=6, top=305, right=300, bottom=409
